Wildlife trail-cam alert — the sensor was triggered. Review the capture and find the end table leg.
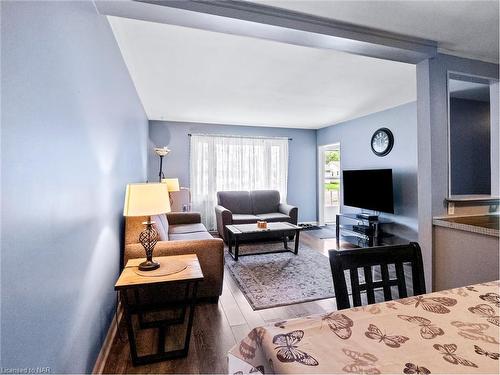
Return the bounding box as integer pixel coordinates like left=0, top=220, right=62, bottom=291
left=182, top=281, right=198, bottom=355
left=235, top=237, right=239, bottom=261
left=122, top=291, right=140, bottom=365
left=294, top=230, right=300, bottom=255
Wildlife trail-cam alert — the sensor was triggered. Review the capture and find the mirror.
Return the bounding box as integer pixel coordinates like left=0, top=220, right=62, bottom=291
left=448, top=73, right=498, bottom=197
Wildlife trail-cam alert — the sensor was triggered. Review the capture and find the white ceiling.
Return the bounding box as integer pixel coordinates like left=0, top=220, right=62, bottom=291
left=109, top=16, right=416, bottom=129
left=253, top=0, right=499, bottom=63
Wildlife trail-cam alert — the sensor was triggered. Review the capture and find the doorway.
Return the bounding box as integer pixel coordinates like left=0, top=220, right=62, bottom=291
left=318, top=143, right=341, bottom=226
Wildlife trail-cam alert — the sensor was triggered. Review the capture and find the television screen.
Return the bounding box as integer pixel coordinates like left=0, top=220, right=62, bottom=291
left=342, top=169, right=394, bottom=213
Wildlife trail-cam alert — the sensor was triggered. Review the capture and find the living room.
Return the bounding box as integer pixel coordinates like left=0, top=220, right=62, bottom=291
left=2, top=1, right=499, bottom=374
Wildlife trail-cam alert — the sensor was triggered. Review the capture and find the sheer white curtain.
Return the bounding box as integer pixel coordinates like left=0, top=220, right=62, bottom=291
left=190, top=134, right=289, bottom=230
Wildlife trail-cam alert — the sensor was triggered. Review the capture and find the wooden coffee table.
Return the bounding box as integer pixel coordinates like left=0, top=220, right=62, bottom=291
left=225, top=222, right=302, bottom=261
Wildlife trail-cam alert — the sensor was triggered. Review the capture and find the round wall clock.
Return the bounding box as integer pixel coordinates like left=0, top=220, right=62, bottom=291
left=371, top=127, right=394, bottom=156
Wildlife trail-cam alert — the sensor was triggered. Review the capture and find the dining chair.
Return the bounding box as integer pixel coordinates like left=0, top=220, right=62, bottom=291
left=329, top=242, right=426, bottom=310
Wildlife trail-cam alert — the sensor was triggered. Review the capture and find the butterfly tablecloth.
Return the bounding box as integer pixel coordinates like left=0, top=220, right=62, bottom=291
left=227, top=281, right=500, bottom=374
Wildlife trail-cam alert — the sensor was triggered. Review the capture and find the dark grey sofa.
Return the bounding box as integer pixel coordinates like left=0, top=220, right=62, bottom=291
left=215, top=190, right=298, bottom=242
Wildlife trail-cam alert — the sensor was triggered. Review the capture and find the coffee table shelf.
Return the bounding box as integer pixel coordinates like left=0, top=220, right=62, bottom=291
left=225, top=222, right=302, bottom=261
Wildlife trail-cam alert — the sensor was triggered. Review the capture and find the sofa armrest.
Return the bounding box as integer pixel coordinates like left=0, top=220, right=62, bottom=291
left=166, top=212, right=201, bottom=225
left=214, top=205, right=232, bottom=241
left=279, top=203, right=298, bottom=224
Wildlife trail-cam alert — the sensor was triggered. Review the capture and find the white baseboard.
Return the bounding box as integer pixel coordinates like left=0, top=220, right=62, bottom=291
left=92, top=303, right=123, bottom=374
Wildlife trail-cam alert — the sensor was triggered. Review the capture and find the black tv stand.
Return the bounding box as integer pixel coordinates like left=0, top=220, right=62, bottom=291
left=335, top=213, right=408, bottom=248
left=355, top=213, right=379, bottom=221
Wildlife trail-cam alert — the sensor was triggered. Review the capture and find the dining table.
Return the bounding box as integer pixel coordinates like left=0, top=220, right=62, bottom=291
left=228, top=281, right=500, bottom=374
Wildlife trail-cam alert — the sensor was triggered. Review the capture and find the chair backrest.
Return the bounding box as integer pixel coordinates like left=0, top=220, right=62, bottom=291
left=329, top=242, right=426, bottom=310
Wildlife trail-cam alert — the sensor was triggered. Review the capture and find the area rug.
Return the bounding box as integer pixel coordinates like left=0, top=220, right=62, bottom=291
left=224, top=242, right=335, bottom=310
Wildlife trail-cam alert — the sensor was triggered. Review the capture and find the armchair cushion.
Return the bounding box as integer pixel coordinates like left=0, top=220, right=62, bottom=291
left=232, top=214, right=260, bottom=224
left=166, top=212, right=201, bottom=225
left=152, top=214, right=169, bottom=241
left=256, top=212, right=291, bottom=222
left=169, top=223, right=206, bottom=235
left=169, top=231, right=214, bottom=241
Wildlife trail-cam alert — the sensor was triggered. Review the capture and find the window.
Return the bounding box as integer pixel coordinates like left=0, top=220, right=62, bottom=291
left=190, top=134, right=289, bottom=229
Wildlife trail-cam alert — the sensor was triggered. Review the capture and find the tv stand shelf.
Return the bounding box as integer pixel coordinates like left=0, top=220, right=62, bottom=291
left=335, top=213, right=408, bottom=248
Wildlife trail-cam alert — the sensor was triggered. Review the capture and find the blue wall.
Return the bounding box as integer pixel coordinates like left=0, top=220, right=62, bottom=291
left=1, top=1, right=148, bottom=373
left=317, top=102, right=418, bottom=240
left=148, top=121, right=318, bottom=222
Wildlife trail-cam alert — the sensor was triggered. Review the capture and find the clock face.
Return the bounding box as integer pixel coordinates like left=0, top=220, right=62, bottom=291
left=371, top=128, right=394, bottom=156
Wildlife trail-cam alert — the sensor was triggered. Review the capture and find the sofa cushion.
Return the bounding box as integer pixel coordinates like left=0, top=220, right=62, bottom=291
left=250, top=190, right=280, bottom=214
left=217, top=191, right=252, bottom=214
left=169, top=223, right=207, bottom=235
left=256, top=212, right=291, bottom=222
left=169, top=232, right=214, bottom=241
left=151, top=214, right=169, bottom=241
left=232, top=214, right=260, bottom=224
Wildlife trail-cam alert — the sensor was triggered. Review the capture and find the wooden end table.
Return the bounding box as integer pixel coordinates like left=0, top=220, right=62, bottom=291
left=115, top=254, right=204, bottom=366
left=225, top=221, right=302, bottom=261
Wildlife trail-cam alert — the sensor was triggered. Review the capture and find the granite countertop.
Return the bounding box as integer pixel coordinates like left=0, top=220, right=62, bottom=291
left=433, top=214, right=500, bottom=237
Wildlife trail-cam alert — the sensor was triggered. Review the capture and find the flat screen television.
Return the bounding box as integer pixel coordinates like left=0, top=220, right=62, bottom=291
left=342, top=169, right=394, bottom=213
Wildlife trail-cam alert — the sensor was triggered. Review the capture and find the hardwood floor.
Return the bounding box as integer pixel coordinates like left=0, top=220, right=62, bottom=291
left=102, top=232, right=344, bottom=374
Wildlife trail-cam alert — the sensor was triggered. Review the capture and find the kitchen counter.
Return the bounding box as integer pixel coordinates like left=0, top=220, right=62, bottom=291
left=432, top=214, right=499, bottom=237
left=432, top=214, right=499, bottom=291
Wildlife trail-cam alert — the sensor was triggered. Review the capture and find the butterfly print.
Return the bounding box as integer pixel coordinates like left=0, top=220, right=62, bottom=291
left=480, top=292, right=500, bottom=307
left=342, top=348, right=380, bottom=374
left=474, top=345, right=500, bottom=360
left=468, top=304, right=500, bottom=327
left=397, top=315, right=444, bottom=339
left=365, top=324, right=409, bottom=348
left=272, top=330, right=319, bottom=366
left=433, top=343, right=477, bottom=367
left=250, top=365, right=265, bottom=373
left=320, top=313, right=353, bottom=339
left=352, top=305, right=381, bottom=314
left=239, top=327, right=265, bottom=360
left=385, top=302, right=398, bottom=310
left=442, top=287, right=469, bottom=297
left=274, top=321, right=287, bottom=329
left=451, top=321, right=499, bottom=344
left=403, top=362, right=431, bottom=374
left=397, top=296, right=457, bottom=314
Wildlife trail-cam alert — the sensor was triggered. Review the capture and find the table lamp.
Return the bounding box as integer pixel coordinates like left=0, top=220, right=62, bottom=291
left=123, top=183, right=171, bottom=271
left=162, top=178, right=180, bottom=205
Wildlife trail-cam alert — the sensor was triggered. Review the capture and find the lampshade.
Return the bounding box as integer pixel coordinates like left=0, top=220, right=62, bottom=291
left=123, top=183, right=171, bottom=217
left=162, top=178, right=180, bottom=192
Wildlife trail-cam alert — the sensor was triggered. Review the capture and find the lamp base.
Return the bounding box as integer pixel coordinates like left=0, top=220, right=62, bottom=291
left=138, top=259, right=160, bottom=271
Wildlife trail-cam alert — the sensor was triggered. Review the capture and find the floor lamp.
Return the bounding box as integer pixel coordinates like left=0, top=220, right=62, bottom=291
left=154, top=147, right=171, bottom=182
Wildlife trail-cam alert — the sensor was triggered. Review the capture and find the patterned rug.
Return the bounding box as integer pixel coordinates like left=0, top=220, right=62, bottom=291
left=224, top=242, right=335, bottom=310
